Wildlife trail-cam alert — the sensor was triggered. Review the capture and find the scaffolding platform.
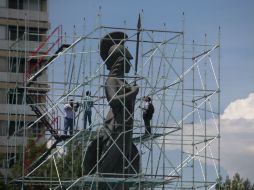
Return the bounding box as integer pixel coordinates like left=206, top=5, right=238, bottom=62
left=133, top=126, right=181, bottom=143
left=73, top=175, right=180, bottom=189
left=5, top=17, right=221, bottom=189
left=133, top=133, right=164, bottom=143
left=15, top=175, right=179, bottom=189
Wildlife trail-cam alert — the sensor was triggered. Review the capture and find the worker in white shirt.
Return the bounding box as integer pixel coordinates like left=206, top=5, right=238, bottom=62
left=64, top=99, right=79, bottom=135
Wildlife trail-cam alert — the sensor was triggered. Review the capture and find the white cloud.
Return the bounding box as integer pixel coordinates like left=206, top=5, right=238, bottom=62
left=221, top=93, right=254, bottom=120
left=220, top=93, right=254, bottom=180
left=162, top=93, right=254, bottom=181
left=220, top=118, right=254, bottom=180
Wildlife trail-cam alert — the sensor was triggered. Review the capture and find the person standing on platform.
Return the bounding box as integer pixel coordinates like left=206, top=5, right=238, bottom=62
left=64, top=99, right=79, bottom=135
left=142, top=96, right=154, bottom=135
left=83, top=90, right=94, bottom=130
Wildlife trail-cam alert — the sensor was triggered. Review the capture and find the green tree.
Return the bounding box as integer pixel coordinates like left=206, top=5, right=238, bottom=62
left=243, top=179, right=252, bottom=190
left=0, top=173, right=7, bottom=189
left=11, top=139, right=49, bottom=190
left=8, top=135, right=88, bottom=189
left=216, top=173, right=254, bottom=190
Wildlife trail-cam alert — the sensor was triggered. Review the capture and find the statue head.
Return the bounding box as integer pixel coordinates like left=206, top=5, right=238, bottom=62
left=107, top=44, right=133, bottom=71
left=100, top=31, right=133, bottom=70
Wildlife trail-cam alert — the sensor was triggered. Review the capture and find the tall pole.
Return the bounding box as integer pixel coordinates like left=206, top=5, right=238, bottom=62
left=181, top=12, right=185, bottom=190
left=127, top=13, right=141, bottom=180
left=218, top=26, right=221, bottom=190
left=134, top=14, right=141, bottom=85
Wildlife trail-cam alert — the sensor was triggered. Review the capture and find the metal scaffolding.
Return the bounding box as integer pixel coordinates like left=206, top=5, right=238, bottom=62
left=5, top=13, right=221, bottom=190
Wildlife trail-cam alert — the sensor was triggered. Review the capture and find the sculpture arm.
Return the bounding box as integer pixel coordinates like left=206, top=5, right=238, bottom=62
left=106, top=79, right=139, bottom=107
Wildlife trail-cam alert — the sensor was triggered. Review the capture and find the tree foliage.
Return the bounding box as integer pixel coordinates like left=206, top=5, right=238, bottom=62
left=8, top=138, right=84, bottom=189
left=216, top=173, right=254, bottom=190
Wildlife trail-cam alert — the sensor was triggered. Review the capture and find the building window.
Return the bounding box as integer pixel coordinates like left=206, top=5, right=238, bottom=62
left=8, top=88, right=25, bottom=104
left=7, top=0, right=47, bottom=11
left=0, top=0, right=7, bottom=8
left=0, top=25, right=7, bottom=40
left=8, top=57, right=45, bottom=74
left=9, top=120, right=24, bottom=136
left=0, top=121, right=8, bottom=136
left=0, top=56, right=8, bottom=72
left=28, top=27, right=40, bottom=41
left=8, top=121, right=16, bottom=136
left=12, top=57, right=25, bottom=73
left=8, top=0, right=24, bottom=9
left=8, top=120, right=43, bottom=138
left=30, top=122, right=43, bottom=138
left=8, top=153, right=15, bottom=168
left=9, top=25, right=25, bottom=41
left=9, top=57, right=25, bottom=73
left=40, top=0, right=47, bottom=11
left=0, top=153, right=17, bottom=168
left=8, top=26, right=47, bottom=41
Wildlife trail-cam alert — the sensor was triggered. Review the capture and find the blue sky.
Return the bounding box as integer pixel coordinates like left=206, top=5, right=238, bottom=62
left=48, top=0, right=254, bottom=182
left=49, top=0, right=254, bottom=110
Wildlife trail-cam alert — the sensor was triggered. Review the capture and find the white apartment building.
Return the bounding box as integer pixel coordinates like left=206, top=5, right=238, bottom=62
left=0, top=0, right=50, bottom=175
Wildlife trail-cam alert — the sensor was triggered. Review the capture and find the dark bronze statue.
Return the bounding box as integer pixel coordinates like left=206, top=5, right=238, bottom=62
left=84, top=32, right=140, bottom=189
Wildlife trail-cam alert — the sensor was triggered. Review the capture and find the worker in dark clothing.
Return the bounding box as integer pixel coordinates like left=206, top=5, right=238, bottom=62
left=83, top=90, right=94, bottom=130
left=142, top=96, right=154, bottom=135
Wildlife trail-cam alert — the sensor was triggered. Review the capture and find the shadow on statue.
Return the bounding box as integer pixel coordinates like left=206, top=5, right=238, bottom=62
left=84, top=32, right=140, bottom=190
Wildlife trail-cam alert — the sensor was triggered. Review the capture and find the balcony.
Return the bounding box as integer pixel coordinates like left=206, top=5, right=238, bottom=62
left=0, top=71, right=48, bottom=84
left=0, top=136, right=28, bottom=147
left=0, top=39, right=48, bottom=53
left=0, top=104, right=34, bottom=115
left=0, top=8, right=48, bottom=22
